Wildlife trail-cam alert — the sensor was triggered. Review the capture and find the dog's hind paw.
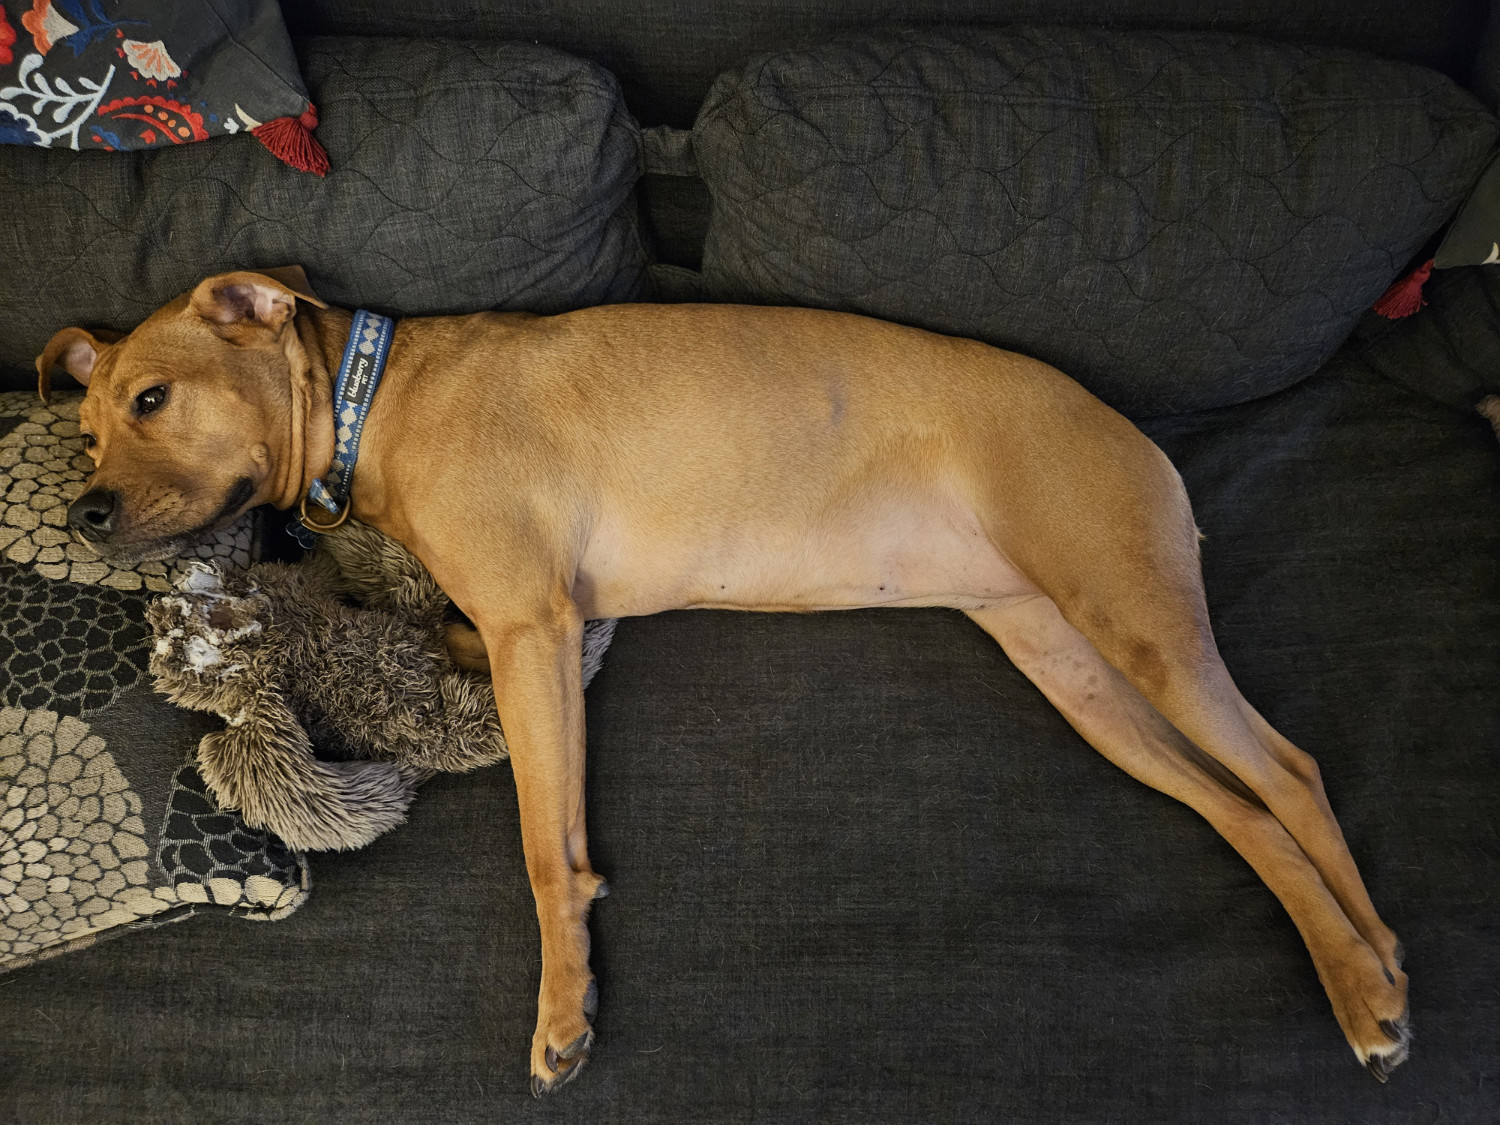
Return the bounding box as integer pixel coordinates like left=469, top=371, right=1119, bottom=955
left=530, top=1028, right=594, bottom=1097
left=1362, top=1013, right=1412, bottom=1083
left=1325, top=937, right=1410, bottom=1083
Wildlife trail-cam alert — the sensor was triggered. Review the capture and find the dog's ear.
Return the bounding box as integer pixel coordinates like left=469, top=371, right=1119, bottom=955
left=252, top=265, right=327, bottom=306
left=36, top=326, right=121, bottom=403
left=190, top=269, right=329, bottom=342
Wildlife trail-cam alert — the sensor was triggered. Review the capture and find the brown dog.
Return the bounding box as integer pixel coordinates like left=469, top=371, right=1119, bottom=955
left=37, top=268, right=1410, bottom=1092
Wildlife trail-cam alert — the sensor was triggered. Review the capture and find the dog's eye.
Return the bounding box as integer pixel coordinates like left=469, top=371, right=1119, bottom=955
left=134, top=385, right=168, bottom=417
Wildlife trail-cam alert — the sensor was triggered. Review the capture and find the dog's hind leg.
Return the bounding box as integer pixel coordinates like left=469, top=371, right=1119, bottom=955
left=1064, top=579, right=1403, bottom=985
left=964, top=595, right=1410, bottom=1078
left=443, top=619, right=492, bottom=674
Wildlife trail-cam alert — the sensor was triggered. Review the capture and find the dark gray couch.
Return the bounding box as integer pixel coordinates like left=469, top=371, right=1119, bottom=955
left=3, top=2, right=1499, bottom=1122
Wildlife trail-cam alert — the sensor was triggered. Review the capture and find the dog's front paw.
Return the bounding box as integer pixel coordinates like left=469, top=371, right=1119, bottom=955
left=529, top=977, right=598, bottom=1097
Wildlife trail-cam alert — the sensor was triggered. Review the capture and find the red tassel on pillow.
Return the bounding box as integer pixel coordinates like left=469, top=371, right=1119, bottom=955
left=1373, top=258, right=1434, bottom=319
left=251, top=106, right=330, bottom=177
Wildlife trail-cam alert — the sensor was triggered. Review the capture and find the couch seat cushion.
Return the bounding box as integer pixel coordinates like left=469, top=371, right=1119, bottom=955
left=1, top=313, right=1496, bottom=1119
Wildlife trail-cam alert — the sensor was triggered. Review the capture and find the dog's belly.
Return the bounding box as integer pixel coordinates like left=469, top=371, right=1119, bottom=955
left=573, top=489, right=1036, bottom=618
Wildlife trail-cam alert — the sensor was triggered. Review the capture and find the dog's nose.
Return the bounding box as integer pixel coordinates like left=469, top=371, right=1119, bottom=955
left=67, top=489, right=119, bottom=541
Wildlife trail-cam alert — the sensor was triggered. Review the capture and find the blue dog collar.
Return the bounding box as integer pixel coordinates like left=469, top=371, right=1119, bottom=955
left=292, top=308, right=395, bottom=546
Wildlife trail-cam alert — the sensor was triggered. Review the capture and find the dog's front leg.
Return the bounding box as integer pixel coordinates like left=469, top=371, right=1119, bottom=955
left=476, top=595, right=607, bottom=1095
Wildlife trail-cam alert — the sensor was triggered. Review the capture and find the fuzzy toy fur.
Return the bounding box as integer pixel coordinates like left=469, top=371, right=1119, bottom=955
left=147, top=521, right=615, bottom=852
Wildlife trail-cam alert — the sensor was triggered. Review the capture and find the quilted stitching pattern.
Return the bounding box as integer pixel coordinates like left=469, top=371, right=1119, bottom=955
left=695, top=28, right=1499, bottom=416
left=0, top=37, right=647, bottom=383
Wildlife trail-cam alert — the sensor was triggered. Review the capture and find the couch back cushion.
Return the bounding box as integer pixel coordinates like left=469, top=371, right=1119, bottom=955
left=282, top=0, right=1493, bottom=127
left=0, top=37, right=646, bottom=387
left=694, top=28, right=1498, bottom=415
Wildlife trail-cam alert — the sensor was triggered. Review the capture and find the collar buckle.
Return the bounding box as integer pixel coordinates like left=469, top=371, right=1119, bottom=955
left=297, top=492, right=352, bottom=534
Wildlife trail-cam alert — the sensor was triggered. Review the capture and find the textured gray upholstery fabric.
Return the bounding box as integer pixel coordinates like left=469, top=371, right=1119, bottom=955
left=1357, top=262, right=1500, bottom=409
left=1472, top=0, right=1500, bottom=111
left=0, top=37, right=648, bottom=386
left=283, top=1, right=1497, bottom=270
left=4, top=9, right=1499, bottom=1120
left=2, top=323, right=1497, bottom=1120
left=695, top=27, right=1498, bottom=416
left=282, top=0, right=1493, bottom=127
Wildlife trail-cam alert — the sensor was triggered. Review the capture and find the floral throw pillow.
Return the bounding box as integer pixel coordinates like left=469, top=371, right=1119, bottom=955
left=0, top=0, right=326, bottom=173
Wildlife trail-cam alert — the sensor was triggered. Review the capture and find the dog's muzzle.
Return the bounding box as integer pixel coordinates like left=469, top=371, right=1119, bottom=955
left=67, top=488, right=119, bottom=542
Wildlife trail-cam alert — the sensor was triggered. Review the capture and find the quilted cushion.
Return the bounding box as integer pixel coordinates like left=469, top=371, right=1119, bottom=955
left=0, top=37, right=647, bottom=387
left=695, top=27, right=1499, bottom=416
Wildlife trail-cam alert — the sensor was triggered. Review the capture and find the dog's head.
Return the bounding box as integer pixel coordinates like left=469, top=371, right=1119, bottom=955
left=36, top=267, right=328, bottom=566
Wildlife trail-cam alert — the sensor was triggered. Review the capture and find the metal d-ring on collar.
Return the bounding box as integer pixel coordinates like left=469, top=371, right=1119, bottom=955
left=291, top=308, right=395, bottom=545
left=297, top=490, right=351, bottom=532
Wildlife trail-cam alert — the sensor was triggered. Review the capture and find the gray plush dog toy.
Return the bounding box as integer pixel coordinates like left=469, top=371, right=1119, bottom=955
left=147, top=521, right=615, bottom=852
